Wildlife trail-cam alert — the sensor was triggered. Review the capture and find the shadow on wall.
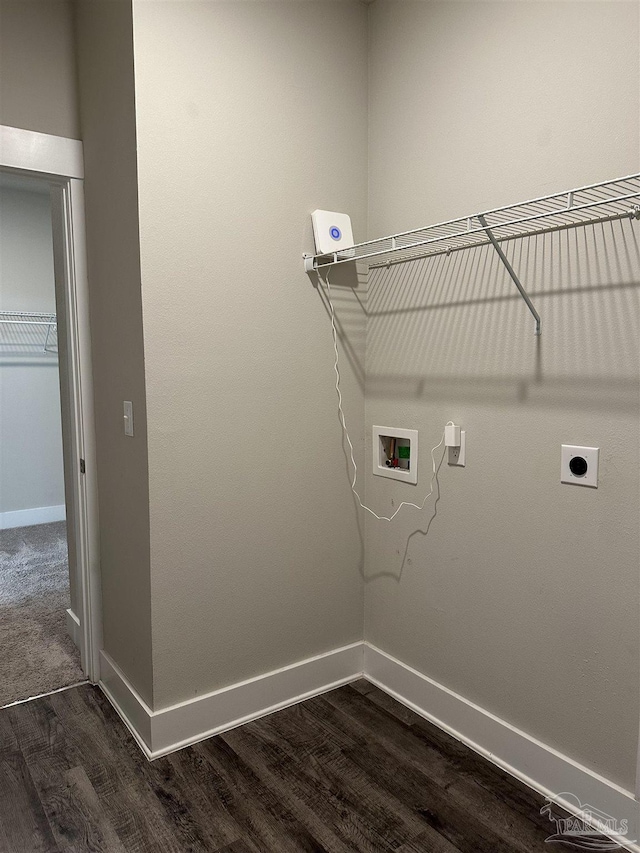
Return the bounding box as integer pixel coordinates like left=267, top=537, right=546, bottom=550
left=312, top=220, right=639, bottom=582
left=314, top=260, right=368, bottom=392
left=311, top=261, right=369, bottom=581
left=367, top=446, right=449, bottom=585
left=365, top=218, right=640, bottom=411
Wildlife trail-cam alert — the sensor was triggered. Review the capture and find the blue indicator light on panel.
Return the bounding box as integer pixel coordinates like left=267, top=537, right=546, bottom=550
left=330, top=226, right=342, bottom=241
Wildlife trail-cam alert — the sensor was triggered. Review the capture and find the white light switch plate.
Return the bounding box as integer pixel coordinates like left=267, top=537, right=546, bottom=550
left=123, top=401, right=134, bottom=436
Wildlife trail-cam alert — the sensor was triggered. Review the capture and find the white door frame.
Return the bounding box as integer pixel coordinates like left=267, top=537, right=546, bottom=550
left=0, top=125, right=101, bottom=682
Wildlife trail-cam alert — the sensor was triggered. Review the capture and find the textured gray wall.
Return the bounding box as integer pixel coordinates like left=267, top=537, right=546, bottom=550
left=132, top=0, right=368, bottom=708
left=75, top=0, right=154, bottom=705
left=0, top=0, right=79, bottom=139
left=10, top=0, right=634, bottom=790
left=365, top=0, right=640, bottom=791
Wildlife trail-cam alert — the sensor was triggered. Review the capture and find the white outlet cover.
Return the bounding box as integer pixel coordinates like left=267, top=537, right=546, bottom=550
left=447, top=430, right=466, bottom=467
left=561, top=445, right=599, bottom=488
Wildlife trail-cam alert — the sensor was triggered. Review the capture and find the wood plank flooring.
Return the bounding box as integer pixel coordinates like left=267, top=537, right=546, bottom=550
left=0, top=679, right=572, bottom=852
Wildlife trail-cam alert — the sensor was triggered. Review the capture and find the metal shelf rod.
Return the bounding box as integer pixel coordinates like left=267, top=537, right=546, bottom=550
left=312, top=192, right=640, bottom=269
left=369, top=208, right=636, bottom=269
left=0, top=319, right=55, bottom=325
left=478, top=213, right=541, bottom=336
left=346, top=173, right=640, bottom=248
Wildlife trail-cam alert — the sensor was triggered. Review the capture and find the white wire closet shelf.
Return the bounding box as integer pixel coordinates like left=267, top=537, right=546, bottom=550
left=304, top=174, right=640, bottom=336
left=0, top=311, right=58, bottom=353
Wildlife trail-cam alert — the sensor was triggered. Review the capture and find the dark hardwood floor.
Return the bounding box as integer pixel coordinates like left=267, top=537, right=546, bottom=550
left=1, top=679, right=569, bottom=852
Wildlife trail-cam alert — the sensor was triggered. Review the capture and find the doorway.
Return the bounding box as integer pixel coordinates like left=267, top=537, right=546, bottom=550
left=0, top=125, right=100, bottom=702
left=0, top=171, right=84, bottom=703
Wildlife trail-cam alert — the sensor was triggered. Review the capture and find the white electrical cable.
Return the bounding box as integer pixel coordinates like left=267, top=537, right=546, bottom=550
left=318, top=268, right=451, bottom=523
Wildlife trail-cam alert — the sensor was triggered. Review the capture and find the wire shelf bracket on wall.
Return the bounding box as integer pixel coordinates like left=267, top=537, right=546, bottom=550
left=0, top=311, right=58, bottom=353
left=303, top=174, right=640, bottom=336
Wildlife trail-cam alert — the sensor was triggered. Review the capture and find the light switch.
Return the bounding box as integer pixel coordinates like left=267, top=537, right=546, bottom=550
left=123, top=401, right=134, bottom=436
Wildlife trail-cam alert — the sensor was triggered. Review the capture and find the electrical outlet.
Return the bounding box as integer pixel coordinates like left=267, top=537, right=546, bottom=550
left=448, top=430, right=466, bottom=466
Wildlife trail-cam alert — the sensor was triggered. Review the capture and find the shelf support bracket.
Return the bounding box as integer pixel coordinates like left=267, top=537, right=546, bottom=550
left=478, top=214, right=541, bottom=336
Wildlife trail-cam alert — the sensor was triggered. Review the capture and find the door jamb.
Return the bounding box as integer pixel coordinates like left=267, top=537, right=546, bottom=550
left=0, top=125, right=101, bottom=682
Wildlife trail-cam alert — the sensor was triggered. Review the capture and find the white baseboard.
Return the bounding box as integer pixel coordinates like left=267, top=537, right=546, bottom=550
left=98, top=638, right=638, bottom=850
left=99, top=641, right=364, bottom=760
left=99, top=651, right=153, bottom=757
left=0, top=504, right=66, bottom=530
left=65, top=608, right=81, bottom=649
left=364, top=643, right=639, bottom=852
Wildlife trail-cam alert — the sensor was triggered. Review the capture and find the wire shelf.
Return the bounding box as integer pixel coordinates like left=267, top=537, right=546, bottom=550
left=0, top=311, right=58, bottom=353
left=304, top=174, right=640, bottom=335
left=308, top=175, right=640, bottom=270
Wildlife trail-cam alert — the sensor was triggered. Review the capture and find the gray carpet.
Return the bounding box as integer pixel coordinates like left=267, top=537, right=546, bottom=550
left=0, top=521, right=84, bottom=706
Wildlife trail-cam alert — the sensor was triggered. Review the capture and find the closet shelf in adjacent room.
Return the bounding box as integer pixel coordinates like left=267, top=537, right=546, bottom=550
left=0, top=311, right=58, bottom=353
left=304, top=174, right=640, bottom=336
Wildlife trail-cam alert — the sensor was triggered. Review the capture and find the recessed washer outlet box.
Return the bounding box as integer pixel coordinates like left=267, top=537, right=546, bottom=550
left=372, top=426, right=418, bottom=484
left=561, top=445, right=599, bottom=488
